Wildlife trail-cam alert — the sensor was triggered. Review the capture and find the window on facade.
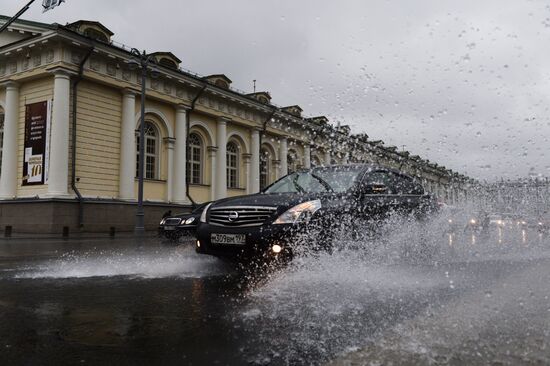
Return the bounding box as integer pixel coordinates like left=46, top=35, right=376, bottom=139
left=83, top=28, right=109, bottom=42
left=159, top=58, right=178, bottom=69
left=288, top=150, right=298, bottom=173
left=260, top=148, right=270, bottom=190
left=226, top=141, right=239, bottom=188
left=136, top=122, right=159, bottom=180
left=187, top=133, right=202, bottom=184
left=311, top=155, right=322, bottom=167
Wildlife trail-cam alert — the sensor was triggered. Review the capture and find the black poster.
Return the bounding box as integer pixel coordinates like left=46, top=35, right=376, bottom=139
left=22, top=101, right=49, bottom=186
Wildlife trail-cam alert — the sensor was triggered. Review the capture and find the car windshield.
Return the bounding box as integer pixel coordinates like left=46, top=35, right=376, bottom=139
left=264, top=167, right=362, bottom=194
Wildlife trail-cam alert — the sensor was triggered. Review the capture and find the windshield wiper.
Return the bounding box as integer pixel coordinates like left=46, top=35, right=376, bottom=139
left=311, top=173, right=334, bottom=192
left=292, top=174, right=306, bottom=193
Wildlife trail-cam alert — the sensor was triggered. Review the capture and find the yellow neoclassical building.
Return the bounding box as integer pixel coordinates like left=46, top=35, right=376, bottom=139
left=0, top=16, right=472, bottom=233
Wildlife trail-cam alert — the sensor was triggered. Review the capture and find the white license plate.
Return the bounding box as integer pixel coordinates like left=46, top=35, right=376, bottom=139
left=164, top=226, right=176, bottom=231
left=211, top=233, right=246, bottom=245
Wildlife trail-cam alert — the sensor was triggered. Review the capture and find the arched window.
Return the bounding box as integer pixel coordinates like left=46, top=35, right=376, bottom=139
left=159, top=58, right=178, bottom=69
left=226, top=141, right=239, bottom=188
left=0, top=108, right=4, bottom=174
left=187, top=133, right=203, bottom=184
left=83, top=28, right=109, bottom=42
left=287, top=150, right=298, bottom=174
left=311, top=155, right=322, bottom=168
left=136, top=121, right=159, bottom=179
left=260, top=148, right=270, bottom=190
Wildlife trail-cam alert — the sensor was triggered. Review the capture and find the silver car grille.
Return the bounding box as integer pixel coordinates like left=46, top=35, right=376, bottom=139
left=164, top=218, right=182, bottom=226
left=209, top=206, right=277, bottom=227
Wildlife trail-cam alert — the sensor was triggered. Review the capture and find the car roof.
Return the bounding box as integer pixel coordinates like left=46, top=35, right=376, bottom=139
left=308, top=164, right=416, bottom=180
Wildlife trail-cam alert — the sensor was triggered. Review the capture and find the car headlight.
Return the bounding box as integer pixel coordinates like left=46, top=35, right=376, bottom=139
left=470, top=219, right=476, bottom=225
left=185, top=217, right=196, bottom=225
left=200, top=203, right=213, bottom=223
left=160, top=218, right=166, bottom=225
left=274, top=200, right=322, bottom=225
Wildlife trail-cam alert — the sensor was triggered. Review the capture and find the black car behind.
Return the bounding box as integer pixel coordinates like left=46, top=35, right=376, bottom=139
left=195, top=164, right=436, bottom=260
left=159, top=202, right=210, bottom=241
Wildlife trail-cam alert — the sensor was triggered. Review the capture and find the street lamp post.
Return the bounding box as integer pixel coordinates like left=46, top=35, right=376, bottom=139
left=128, top=49, right=159, bottom=234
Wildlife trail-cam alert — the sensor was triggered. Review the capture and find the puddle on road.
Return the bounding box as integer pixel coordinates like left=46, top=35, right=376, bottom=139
left=14, top=246, right=230, bottom=279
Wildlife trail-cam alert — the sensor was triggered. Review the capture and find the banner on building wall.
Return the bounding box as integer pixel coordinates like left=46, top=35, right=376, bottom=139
left=22, top=101, right=50, bottom=186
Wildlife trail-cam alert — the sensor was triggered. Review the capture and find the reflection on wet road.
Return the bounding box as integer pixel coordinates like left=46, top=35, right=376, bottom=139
left=1, top=223, right=550, bottom=365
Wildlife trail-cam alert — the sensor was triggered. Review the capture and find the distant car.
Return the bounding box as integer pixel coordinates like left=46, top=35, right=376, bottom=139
left=158, top=202, right=210, bottom=241
left=488, top=213, right=505, bottom=227
left=195, top=164, right=437, bottom=260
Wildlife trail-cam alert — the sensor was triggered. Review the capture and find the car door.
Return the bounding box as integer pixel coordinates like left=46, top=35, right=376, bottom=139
left=391, top=173, right=425, bottom=214
left=357, top=170, right=397, bottom=220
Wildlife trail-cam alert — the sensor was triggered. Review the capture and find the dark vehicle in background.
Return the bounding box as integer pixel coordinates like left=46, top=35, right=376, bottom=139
left=195, top=164, right=436, bottom=260
left=159, top=202, right=210, bottom=241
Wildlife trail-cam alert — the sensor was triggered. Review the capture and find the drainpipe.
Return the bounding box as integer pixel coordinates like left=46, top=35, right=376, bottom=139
left=185, top=84, right=208, bottom=207
left=71, top=46, right=94, bottom=229
left=258, top=108, right=278, bottom=174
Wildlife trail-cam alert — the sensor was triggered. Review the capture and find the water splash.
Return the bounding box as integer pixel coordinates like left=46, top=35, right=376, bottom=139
left=15, top=246, right=229, bottom=279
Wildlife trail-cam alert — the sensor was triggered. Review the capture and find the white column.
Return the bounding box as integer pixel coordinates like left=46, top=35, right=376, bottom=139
left=172, top=105, right=190, bottom=204
left=165, top=138, right=175, bottom=202
left=279, top=137, right=288, bottom=177
left=250, top=128, right=260, bottom=193
left=243, top=153, right=252, bottom=194
left=208, top=146, right=217, bottom=201
left=324, top=150, right=331, bottom=166
left=118, top=89, right=136, bottom=200
left=215, top=117, right=228, bottom=199
left=0, top=81, right=19, bottom=199
left=304, top=144, right=311, bottom=169
left=48, top=70, right=72, bottom=197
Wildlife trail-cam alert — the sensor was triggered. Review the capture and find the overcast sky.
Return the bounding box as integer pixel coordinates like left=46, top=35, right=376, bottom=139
left=4, top=0, right=550, bottom=181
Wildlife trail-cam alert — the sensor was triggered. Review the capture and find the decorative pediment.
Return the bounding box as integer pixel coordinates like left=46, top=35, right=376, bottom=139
left=203, top=74, right=232, bottom=89
left=150, top=52, right=181, bottom=69
left=247, top=91, right=271, bottom=104
left=281, top=105, right=303, bottom=117
left=67, top=20, right=113, bottom=42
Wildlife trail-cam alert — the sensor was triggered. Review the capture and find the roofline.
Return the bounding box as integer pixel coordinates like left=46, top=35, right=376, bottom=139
left=0, top=15, right=56, bottom=31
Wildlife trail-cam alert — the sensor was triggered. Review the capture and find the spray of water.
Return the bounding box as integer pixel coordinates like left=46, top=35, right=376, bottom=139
left=235, top=201, right=550, bottom=364
left=15, top=246, right=230, bottom=279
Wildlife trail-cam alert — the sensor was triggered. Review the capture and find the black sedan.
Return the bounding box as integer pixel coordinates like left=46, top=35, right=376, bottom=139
left=195, top=164, right=436, bottom=260
left=158, top=202, right=210, bottom=241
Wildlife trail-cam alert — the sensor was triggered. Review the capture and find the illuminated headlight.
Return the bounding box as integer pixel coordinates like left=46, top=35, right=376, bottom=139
left=539, top=222, right=544, bottom=226
left=200, top=203, right=213, bottom=223
left=274, top=200, right=322, bottom=225
left=448, top=219, right=453, bottom=223
left=184, top=217, right=196, bottom=225
left=160, top=218, right=166, bottom=225
left=470, top=219, right=476, bottom=225
left=196, top=240, right=201, bottom=248
left=521, top=221, right=527, bottom=225
left=272, top=244, right=282, bottom=254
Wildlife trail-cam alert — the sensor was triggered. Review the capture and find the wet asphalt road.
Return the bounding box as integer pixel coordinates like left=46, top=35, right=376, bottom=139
left=1, top=225, right=550, bottom=365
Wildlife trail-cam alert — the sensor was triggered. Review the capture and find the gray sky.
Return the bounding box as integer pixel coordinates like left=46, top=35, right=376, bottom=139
left=4, top=0, right=550, bottom=181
